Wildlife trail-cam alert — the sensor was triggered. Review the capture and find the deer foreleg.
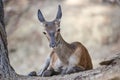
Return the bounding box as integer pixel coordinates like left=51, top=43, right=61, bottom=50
left=42, top=67, right=60, bottom=77
left=42, top=58, right=63, bottom=77
left=37, top=55, right=51, bottom=76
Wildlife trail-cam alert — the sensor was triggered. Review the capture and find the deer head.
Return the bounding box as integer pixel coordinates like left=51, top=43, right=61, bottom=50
left=38, top=5, right=62, bottom=48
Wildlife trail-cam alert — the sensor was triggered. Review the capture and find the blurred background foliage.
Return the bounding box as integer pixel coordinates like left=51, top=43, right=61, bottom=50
left=3, top=0, right=120, bottom=75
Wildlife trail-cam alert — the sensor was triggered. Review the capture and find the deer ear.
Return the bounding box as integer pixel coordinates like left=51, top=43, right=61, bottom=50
left=38, top=9, right=45, bottom=22
left=56, top=5, right=62, bottom=20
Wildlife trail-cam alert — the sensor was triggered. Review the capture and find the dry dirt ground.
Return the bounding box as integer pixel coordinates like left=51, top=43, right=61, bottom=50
left=4, top=0, right=120, bottom=75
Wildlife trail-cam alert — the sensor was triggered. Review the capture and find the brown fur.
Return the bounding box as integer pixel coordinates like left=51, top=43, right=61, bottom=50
left=47, top=34, right=93, bottom=73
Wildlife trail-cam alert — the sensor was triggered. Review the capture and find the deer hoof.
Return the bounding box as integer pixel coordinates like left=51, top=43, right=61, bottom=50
left=28, top=71, right=37, bottom=76
left=42, top=70, right=53, bottom=77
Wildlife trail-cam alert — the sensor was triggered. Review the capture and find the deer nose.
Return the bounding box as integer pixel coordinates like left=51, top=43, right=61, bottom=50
left=50, top=42, right=56, bottom=48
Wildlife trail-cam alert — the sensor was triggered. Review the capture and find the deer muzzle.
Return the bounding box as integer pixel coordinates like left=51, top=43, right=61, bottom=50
left=49, top=32, right=56, bottom=48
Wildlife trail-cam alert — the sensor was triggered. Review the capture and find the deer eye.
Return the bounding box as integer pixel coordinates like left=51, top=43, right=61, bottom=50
left=57, top=28, right=60, bottom=32
left=43, top=32, right=46, bottom=35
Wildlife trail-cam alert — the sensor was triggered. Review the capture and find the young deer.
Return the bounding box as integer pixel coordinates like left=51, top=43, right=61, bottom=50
left=29, top=5, right=93, bottom=77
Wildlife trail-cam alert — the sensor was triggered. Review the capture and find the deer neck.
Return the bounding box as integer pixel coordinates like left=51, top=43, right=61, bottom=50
left=53, top=34, right=74, bottom=64
left=54, top=34, right=70, bottom=50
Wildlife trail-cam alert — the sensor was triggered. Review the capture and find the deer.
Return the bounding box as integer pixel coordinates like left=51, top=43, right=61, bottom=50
left=29, top=5, right=93, bottom=77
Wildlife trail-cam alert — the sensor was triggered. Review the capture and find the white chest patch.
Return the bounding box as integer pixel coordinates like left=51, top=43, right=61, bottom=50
left=68, top=54, right=79, bottom=66
left=54, top=59, right=63, bottom=70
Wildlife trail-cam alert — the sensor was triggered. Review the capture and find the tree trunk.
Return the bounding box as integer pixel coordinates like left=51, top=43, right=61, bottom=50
left=0, top=0, right=17, bottom=80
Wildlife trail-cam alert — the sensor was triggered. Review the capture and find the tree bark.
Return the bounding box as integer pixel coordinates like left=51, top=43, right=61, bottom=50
left=0, top=0, right=120, bottom=80
left=0, top=0, right=17, bottom=80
